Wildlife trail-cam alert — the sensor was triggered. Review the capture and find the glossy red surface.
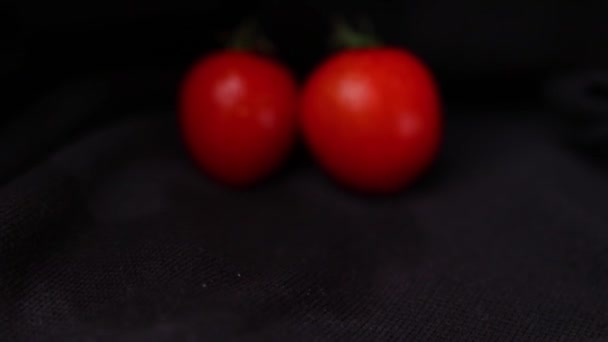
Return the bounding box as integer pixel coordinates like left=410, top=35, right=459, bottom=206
left=300, top=48, right=442, bottom=193
left=180, top=51, right=298, bottom=186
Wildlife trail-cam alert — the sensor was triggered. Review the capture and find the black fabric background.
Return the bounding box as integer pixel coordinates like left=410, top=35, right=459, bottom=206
left=2, top=1, right=608, bottom=340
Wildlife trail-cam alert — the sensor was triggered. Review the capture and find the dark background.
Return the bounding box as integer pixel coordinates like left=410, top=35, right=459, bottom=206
left=4, top=0, right=608, bottom=107
left=3, top=1, right=608, bottom=341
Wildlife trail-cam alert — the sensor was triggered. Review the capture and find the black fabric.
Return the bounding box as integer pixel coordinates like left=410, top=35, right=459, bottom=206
left=2, top=69, right=608, bottom=341
left=5, top=2, right=608, bottom=339
left=545, top=70, right=608, bottom=158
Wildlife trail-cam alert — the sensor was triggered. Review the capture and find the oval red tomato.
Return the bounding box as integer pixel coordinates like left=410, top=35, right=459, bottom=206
left=180, top=51, right=298, bottom=186
left=300, top=48, right=442, bottom=193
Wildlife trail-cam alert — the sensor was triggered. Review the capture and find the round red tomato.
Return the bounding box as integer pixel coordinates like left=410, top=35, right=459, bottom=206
left=300, top=48, right=442, bottom=193
left=180, top=51, right=298, bottom=186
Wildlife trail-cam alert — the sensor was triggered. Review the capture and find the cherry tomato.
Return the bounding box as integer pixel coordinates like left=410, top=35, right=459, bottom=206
left=300, top=48, right=442, bottom=193
left=180, top=51, right=298, bottom=186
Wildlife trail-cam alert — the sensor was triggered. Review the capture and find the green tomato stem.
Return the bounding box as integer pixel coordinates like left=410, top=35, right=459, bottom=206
left=228, top=18, right=275, bottom=55
left=331, top=17, right=382, bottom=50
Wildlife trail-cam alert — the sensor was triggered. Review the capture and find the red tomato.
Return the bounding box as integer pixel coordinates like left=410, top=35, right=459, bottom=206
left=300, top=48, right=442, bottom=193
left=180, top=51, right=298, bottom=186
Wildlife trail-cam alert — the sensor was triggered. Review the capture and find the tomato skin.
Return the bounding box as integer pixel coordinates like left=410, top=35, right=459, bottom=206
left=180, top=51, right=298, bottom=186
left=300, top=48, right=442, bottom=193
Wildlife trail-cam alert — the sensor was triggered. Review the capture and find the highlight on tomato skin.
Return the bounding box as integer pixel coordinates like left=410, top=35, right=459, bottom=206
left=299, top=47, right=443, bottom=194
left=179, top=51, right=298, bottom=187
